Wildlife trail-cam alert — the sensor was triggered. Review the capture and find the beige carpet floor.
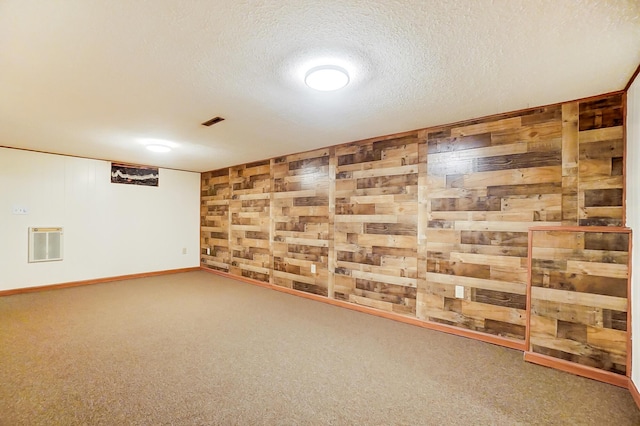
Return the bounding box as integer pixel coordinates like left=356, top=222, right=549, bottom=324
left=0, top=270, right=638, bottom=425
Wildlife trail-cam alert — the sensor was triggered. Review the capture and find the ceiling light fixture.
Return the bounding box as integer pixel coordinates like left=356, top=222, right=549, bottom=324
left=146, top=144, right=171, bottom=153
left=305, top=65, right=350, bottom=91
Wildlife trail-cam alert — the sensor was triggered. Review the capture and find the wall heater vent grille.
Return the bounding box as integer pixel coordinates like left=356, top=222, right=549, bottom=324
left=28, top=227, right=63, bottom=263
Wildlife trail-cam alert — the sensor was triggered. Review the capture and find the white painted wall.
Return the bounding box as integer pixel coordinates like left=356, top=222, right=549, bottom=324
left=628, top=78, right=640, bottom=388
left=0, top=148, right=200, bottom=291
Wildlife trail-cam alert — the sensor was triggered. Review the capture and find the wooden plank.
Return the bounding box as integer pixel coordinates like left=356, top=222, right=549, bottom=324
left=350, top=270, right=417, bottom=288
left=426, top=272, right=526, bottom=295
left=562, top=102, right=579, bottom=225
left=578, top=126, right=623, bottom=144
left=449, top=252, right=523, bottom=269
left=450, top=117, right=521, bottom=137
left=474, top=151, right=560, bottom=173
left=474, top=288, right=527, bottom=309
left=587, top=327, right=627, bottom=356
left=531, top=286, right=626, bottom=311
left=460, top=300, right=526, bottom=326
left=565, top=260, right=628, bottom=279
left=427, top=133, right=492, bottom=154
left=584, top=189, right=623, bottom=207
left=461, top=166, right=561, bottom=188
left=428, top=142, right=528, bottom=164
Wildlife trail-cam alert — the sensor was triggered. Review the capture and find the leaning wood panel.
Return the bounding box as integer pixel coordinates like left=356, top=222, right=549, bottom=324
left=528, top=227, right=630, bottom=376
left=271, top=148, right=331, bottom=296
left=334, top=134, right=421, bottom=315
left=201, top=168, right=231, bottom=272
left=230, top=161, right=271, bottom=282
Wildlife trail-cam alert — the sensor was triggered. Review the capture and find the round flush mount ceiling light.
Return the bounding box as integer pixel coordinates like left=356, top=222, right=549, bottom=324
left=146, top=144, right=171, bottom=153
left=305, top=65, right=350, bottom=91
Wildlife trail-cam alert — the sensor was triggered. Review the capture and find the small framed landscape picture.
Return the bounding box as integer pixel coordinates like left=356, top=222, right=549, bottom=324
left=111, top=163, right=159, bottom=187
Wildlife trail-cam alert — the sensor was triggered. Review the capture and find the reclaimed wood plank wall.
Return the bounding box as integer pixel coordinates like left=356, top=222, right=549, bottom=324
left=418, top=106, right=564, bottom=340
left=200, top=93, right=627, bottom=371
left=229, top=160, right=271, bottom=282
left=529, top=228, right=629, bottom=375
left=272, top=148, right=332, bottom=296
left=201, top=168, right=230, bottom=272
left=334, top=135, right=420, bottom=314
left=578, top=94, right=624, bottom=226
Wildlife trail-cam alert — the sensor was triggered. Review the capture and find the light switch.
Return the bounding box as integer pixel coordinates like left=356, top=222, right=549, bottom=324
left=455, top=285, right=464, bottom=299
left=12, top=206, right=29, bottom=215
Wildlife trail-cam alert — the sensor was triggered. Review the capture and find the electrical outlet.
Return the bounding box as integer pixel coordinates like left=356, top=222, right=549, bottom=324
left=206, top=247, right=211, bottom=255
left=182, top=247, right=187, bottom=255
left=12, top=206, right=29, bottom=215
left=455, top=285, right=464, bottom=299
left=311, top=264, right=316, bottom=274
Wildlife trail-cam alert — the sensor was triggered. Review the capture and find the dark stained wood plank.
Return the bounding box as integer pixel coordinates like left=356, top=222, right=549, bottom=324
left=603, top=309, right=627, bottom=332
left=338, top=250, right=381, bottom=266
left=473, top=289, right=526, bottom=309
left=293, top=281, right=328, bottom=296
left=288, top=155, right=330, bottom=171
left=474, top=151, right=561, bottom=172
left=584, top=189, right=623, bottom=208
left=364, top=222, right=417, bottom=236
left=579, top=218, right=623, bottom=227
left=460, top=231, right=528, bottom=247
left=293, top=196, right=329, bottom=207
left=428, top=220, right=455, bottom=229
left=579, top=139, right=623, bottom=160
left=583, top=232, right=629, bottom=252
left=427, top=133, right=492, bottom=154
left=520, top=105, right=562, bottom=126
left=336, top=203, right=376, bottom=215
left=356, top=279, right=417, bottom=298
left=611, top=157, right=623, bottom=176
left=486, top=182, right=562, bottom=197
left=483, top=319, right=526, bottom=339
left=357, top=174, right=418, bottom=189
left=431, top=197, right=501, bottom=212
left=531, top=270, right=627, bottom=298
left=579, top=94, right=624, bottom=131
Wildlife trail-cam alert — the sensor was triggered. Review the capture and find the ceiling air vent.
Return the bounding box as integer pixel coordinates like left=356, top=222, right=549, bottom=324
left=201, top=116, right=225, bottom=127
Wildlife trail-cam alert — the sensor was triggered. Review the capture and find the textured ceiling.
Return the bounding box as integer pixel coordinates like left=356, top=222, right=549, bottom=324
left=1, top=1, right=639, bottom=172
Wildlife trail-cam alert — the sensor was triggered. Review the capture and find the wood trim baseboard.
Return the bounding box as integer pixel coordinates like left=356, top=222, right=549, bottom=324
left=629, top=379, right=640, bottom=410
left=624, top=62, right=640, bottom=92
left=524, top=352, right=629, bottom=388
left=200, top=266, right=526, bottom=351
left=0, top=267, right=201, bottom=297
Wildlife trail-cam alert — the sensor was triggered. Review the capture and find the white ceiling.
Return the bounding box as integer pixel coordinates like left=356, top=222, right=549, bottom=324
left=2, top=1, right=639, bottom=173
